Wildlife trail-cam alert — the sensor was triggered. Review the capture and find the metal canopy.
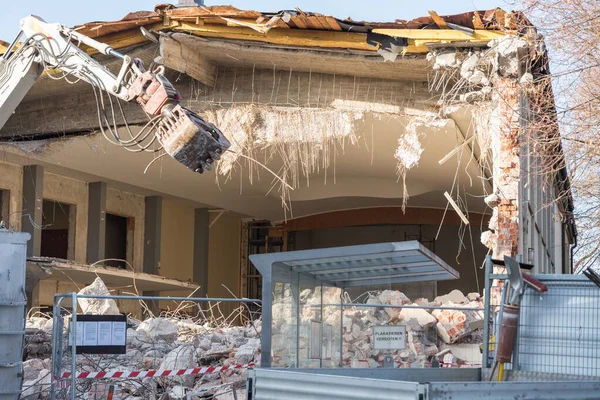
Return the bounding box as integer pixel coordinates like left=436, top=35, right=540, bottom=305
left=251, top=241, right=459, bottom=368
left=250, top=241, right=459, bottom=288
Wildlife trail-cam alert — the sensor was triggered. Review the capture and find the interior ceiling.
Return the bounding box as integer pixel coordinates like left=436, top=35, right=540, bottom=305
left=0, top=107, right=488, bottom=222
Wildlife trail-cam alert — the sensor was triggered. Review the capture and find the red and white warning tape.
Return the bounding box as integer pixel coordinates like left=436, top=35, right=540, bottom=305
left=60, top=362, right=254, bottom=380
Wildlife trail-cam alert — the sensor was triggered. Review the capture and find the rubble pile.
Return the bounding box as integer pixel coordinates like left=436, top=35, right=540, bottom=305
left=21, top=278, right=484, bottom=399
left=21, top=280, right=261, bottom=400
left=22, top=314, right=261, bottom=400
left=271, top=287, right=484, bottom=368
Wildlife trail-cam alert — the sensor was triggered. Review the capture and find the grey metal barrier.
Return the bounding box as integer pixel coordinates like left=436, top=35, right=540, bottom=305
left=50, top=293, right=261, bottom=400
left=482, top=255, right=600, bottom=380
left=248, top=369, right=600, bottom=400
left=517, top=275, right=600, bottom=378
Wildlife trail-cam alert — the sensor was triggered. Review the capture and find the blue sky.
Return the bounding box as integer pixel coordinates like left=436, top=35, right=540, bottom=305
left=0, top=0, right=507, bottom=42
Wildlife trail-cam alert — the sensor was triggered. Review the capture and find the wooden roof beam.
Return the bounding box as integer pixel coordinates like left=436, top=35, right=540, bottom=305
left=160, top=33, right=217, bottom=87
left=429, top=10, right=448, bottom=29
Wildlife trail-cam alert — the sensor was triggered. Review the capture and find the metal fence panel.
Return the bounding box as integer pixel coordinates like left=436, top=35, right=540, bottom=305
left=50, top=293, right=261, bottom=400
left=250, top=369, right=421, bottom=400
left=517, top=275, right=600, bottom=378
left=482, top=259, right=600, bottom=381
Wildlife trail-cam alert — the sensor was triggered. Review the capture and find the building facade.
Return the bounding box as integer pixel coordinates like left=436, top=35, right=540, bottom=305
left=0, top=5, right=576, bottom=310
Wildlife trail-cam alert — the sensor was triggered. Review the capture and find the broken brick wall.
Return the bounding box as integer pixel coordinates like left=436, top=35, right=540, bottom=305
left=493, top=76, right=521, bottom=259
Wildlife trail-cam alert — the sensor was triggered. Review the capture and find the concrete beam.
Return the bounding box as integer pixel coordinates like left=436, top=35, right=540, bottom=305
left=284, top=207, right=490, bottom=232
left=143, top=196, right=162, bottom=314
left=193, top=208, right=209, bottom=297
left=22, top=165, right=43, bottom=257
left=87, top=182, right=107, bottom=264
left=161, top=34, right=217, bottom=87
left=2, top=61, right=434, bottom=138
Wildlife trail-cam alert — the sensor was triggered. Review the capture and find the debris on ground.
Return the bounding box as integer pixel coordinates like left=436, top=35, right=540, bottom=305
left=22, top=277, right=482, bottom=398
left=272, top=287, right=484, bottom=369
left=22, top=313, right=260, bottom=399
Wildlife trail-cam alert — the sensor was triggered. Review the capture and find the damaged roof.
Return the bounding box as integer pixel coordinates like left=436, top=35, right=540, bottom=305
left=65, top=4, right=520, bottom=56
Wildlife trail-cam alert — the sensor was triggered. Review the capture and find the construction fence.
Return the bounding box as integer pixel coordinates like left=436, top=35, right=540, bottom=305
left=482, top=256, right=600, bottom=380
left=48, top=293, right=261, bottom=400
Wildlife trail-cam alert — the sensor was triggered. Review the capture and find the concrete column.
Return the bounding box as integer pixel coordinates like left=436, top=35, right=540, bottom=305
left=193, top=208, right=209, bottom=297
left=143, top=196, right=162, bottom=315
left=22, top=165, right=43, bottom=311
left=87, top=182, right=107, bottom=264
left=22, top=165, right=43, bottom=257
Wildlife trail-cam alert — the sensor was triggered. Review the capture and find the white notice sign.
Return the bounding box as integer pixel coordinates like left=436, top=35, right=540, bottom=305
left=83, top=322, right=98, bottom=346
left=76, top=322, right=84, bottom=346
left=69, top=321, right=84, bottom=346
left=97, top=321, right=113, bottom=346
left=111, top=322, right=127, bottom=346
left=372, top=325, right=407, bottom=350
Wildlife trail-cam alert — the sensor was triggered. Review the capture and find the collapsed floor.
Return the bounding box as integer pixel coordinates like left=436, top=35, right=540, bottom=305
left=21, top=277, right=484, bottom=399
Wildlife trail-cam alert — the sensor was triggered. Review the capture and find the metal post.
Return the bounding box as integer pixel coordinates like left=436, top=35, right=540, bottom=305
left=495, top=281, right=509, bottom=369
left=319, top=284, right=324, bottom=369
left=293, top=273, right=300, bottom=368
left=70, top=292, right=77, bottom=400
left=339, top=287, right=344, bottom=367
left=50, top=297, right=58, bottom=400
left=512, top=254, right=523, bottom=370
left=482, top=255, right=492, bottom=368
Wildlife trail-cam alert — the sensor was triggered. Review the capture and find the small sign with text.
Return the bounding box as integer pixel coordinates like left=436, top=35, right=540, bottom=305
left=372, top=325, right=407, bottom=350
left=68, top=314, right=127, bottom=354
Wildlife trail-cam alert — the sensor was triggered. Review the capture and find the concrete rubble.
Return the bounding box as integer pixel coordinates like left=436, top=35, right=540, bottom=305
left=77, top=277, right=120, bottom=315
left=22, top=311, right=260, bottom=400
left=21, top=283, right=260, bottom=400
left=272, top=286, right=484, bottom=369
left=22, top=277, right=484, bottom=399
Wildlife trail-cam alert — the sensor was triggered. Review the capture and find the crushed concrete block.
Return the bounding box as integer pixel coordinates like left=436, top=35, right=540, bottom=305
left=432, top=50, right=461, bottom=69
left=77, top=277, right=120, bottom=315
left=26, top=318, right=48, bottom=331
left=433, top=304, right=484, bottom=344
left=377, top=290, right=410, bottom=319
left=434, top=290, right=468, bottom=305
left=137, top=318, right=178, bottom=342
left=468, top=70, right=490, bottom=86
left=160, top=345, right=195, bottom=386
left=490, top=36, right=528, bottom=77
left=23, top=359, right=45, bottom=381
left=343, top=315, right=353, bottom=332
left=467, top=293, right=481, bottom=302
left=460, top=53, right=480, bottom=77
left=235, top=338, right=260, bottom=364
left=441, top=343, right=482, bottom=364
left=414, top=298, right=430, bottom=307
left=169, top=385, right=186, bottom=399
left=400, top=305, right=437, bottom=328
left=481, top=230, right=497, bottom=250
left=485, top=193, right=500, bottom=207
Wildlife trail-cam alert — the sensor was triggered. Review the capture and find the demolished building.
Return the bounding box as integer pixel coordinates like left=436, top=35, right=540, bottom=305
left=0, top=4, right=576, bottom=314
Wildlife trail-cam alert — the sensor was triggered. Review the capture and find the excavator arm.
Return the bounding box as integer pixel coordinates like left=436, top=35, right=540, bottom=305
left=0, top=15, right=229, bottom=173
